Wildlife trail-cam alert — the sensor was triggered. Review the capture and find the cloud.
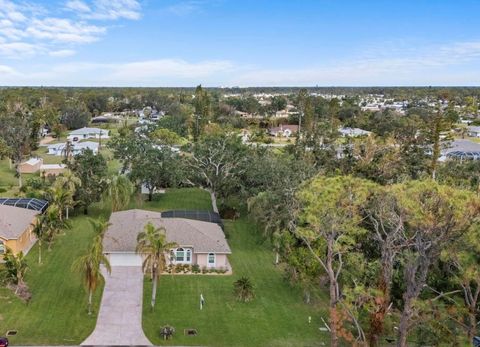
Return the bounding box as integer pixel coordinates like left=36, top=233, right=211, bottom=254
left=0, top=42, right=40, bottom=58
left=66, top=0, right=141, bottom=20
left=49, top=49, right=76, bottom=57
left=167, top=1, right=204, bottom=16
left=0, top=64, right=18, bottom=76
left=26, top=18, right=105, bottom=43
left=65, top=0, right=91, bottom=13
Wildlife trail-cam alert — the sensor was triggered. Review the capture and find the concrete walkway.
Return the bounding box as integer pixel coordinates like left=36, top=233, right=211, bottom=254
left=82, top=266, right=152, bottom=346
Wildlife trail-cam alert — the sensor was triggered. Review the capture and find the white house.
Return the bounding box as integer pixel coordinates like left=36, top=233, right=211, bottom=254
left=339, top=127, right=371, bottom=137
left=268, top=124, right=299, bottom=137
left=47, top=141, right=99, bottom=156
left=467, top=126, right=480, bottom=138
left=67, top=127, right=109, bottom=142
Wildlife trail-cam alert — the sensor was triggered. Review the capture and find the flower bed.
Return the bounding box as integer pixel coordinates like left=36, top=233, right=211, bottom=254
left=163, top=263, right=231, bottom=275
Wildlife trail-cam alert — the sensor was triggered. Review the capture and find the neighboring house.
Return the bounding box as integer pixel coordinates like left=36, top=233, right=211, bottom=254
left=339, top=127, right=372, bottom=137
left=18, top=158, right=66, bottom=176
left=67, top=127, right=109, bottom=142
left=47, top=141, right=99, bottom=156
left=103, top=209, right=231, bottom=270
left=40, top=164, right=67, bottom=176
left=268, top=124, right=299, bottom=137
left=467, top=126, right=480, bottom=138
left=443, top=139, right=480, bottom=161
left=18, top=158, right=43, bottom=174
left=0, top=205, right=40, bottom=256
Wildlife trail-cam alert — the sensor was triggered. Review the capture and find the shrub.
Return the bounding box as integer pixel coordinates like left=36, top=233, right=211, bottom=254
left=159, top=325, right=175, bottom=340
left=192, top=264, right=200, bottom=273
left=233, top=277, right=255, bottom=302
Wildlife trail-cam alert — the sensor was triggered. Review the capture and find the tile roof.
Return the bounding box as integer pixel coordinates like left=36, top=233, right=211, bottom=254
left=103, top=209, right=231, bottom=254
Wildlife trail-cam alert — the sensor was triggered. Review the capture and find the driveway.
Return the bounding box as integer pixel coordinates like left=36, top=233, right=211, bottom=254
left=82, top=266, right=152, bottom=346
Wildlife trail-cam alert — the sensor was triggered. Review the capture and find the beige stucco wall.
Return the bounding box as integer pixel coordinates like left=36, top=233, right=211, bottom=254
left=0, top=222, right=36, bottom=256
left=41, top=167, right=66, bottom=176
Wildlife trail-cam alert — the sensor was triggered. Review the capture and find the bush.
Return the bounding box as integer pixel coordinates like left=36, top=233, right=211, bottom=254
left=159, top=325, right=175, bottom=340
left=192, top=264, right=200, bottom=273
left=233, top=277, right=255, bottom=302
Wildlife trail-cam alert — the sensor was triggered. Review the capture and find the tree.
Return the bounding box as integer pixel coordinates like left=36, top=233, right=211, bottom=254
left=103, top=175, right=133, bottom=212
left=31, top=214, right=49, bottom=264
left=72, top=218, right=111, bottom=315
left=393, top=180, right=479, bottom=347
left=233, top=277, right=255, bottom=302
left=54, top=170, right=81, bottom=219
left=67, top=149, right=108, bottom=214
left=186, top=133, right=248, bottom=212
left=136, top=222, right=177, bottom=310
left=60, top=99, right=91, bottom=130
left=296, top=175, right=374, bottom=347
left=3, top=248, right=29, bottom=291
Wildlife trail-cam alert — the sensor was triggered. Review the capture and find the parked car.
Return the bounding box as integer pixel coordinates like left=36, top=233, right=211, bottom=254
left=0, top=337, right=8, bottom=347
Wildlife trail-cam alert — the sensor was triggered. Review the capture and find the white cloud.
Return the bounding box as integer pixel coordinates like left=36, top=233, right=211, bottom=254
left=0, top=64, right=18, bottom=76
left=67, top=0, right=141, bottom=20
left=49, top=49, right=76, bottom=57
left=65, top=0, right=91, bottom=13
left=167, top=1, right=204, bottom=16
left=0, top=42, right=40, bottom=58
left=26, top=18, right=105, bottom=43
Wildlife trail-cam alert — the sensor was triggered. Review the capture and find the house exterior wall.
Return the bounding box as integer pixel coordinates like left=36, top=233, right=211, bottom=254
left=0, top=224, right=36, bottom=256
left=196, top=253, right=229, bottom=268
left=41, top=167, right=66, bottom=176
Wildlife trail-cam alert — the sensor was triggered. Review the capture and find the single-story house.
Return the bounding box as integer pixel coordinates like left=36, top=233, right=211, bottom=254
left=0, top=205, right=38, bottom=256
left=339, top=127, right=372, bottom=137
left=103, top=209, right=231, bottom=270
left=467, top=126, right=480, bottom=138
left=268, top=124, right=299, bottom=137
left=67, top=127, right=109, bottom=142
left=18, top=158, right=43, bottom=174
left=47, top=141, right=99, bottom=156
left=442, top=139, right=480, bottom=161
left=40, top=164, right=67, bottom=176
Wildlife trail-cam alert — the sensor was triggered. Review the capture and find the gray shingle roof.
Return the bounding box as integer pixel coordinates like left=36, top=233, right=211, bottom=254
left=103, top=209, right=231, bottom=254
left=0, top=205, right=38, bottom=240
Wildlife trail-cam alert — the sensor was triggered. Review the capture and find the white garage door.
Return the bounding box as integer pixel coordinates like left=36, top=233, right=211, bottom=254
left=108, top=253, right=143, bottom=267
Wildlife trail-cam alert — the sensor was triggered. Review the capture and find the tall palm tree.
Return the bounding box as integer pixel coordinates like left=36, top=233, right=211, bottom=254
left=136, top=222, right=177, bottom=310
left=31, top=214, right=48, bottom=264
left=103, top=175, right=133, bottom=212
left=55, top=171, right=81, bottom=219
left=43, top=205, right=70, bottom=249
left=72, top=234, right=111, bottom=315
left=48, top=185, right=70, bottom=222
left=3, top=249, right=29, bottom=293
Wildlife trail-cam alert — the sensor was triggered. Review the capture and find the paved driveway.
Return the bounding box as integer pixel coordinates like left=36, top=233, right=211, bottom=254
left=82, top=266, right=152, bottom=346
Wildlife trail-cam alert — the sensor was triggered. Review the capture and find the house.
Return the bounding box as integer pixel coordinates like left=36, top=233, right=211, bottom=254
left=103, top=209, right=232, bottom=270
left=0, top=205, right=40, bottom=256
left=47, top=141, right=99, bottom=156
left=268, top=124, right=299, bottom=137
left=467, top=126, right=480, bottom=138
left=442, top=139, right=480, bottom=161
left=40, top=164, right=66, bottom=176
left=339, top=127, right=372, bottom=137
left=67, top=127, right=109, bottom=142
left=18, top=158, right=43, bottom=174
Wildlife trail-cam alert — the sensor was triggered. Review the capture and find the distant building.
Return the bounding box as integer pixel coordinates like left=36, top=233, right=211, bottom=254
left=339, top=127, right=371, bottom=137
left=47, top=141, right=99, bottom=156
left=268, top=124, right=299, bottom=137
left=467, top=126, right=480, bottom=138
left=18, top=157, right=67, bottom=176
left=67, top=127, right=109, bottom=142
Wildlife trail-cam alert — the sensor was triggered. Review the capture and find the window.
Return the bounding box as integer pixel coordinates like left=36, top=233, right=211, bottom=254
left=186, top=249, right=191, bottom=262
left=176, top=248, right=184, bottom=262
left=0, top=240, right=5, bottom=254
left=208, top=253, right=215, bottom=266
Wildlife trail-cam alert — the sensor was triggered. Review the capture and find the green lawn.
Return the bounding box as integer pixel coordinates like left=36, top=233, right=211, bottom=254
left=0, top=205, right=108, bottom=345
left=129, top=188, right=214, bottom=212
left=142, top=219, right=329, bottom=347
left=130, top=188, right=328, bottom=346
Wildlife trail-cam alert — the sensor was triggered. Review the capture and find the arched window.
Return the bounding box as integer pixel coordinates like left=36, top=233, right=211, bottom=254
left=0, top=240, right=5, bottom=254
left=176, top=248, right=185, bottom=262
left=208, top=253, right=215, bottom=266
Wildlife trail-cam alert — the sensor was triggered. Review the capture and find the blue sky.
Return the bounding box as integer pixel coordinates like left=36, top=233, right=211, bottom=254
left=0, top=0, right=479, bottom=86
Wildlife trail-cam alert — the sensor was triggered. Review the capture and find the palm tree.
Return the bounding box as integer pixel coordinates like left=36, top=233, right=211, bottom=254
left=43, top=205, right=70, bottom=249
left=55, top=171, right=81, bottom=219
left=31, top=214, right=48, bottom=264
left=3, top=249, right=29, bottom=293
left=136, top=222, right=177, bottom=310
left=72, top=234, right=111, bottom=315
left=233, top=277, right=255, bottom=302
left=48, top=185, right=70, bottom=221
left=103, top=175, right=133, bottom=212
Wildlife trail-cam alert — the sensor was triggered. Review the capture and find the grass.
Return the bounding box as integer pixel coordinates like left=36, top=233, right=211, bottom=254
left=129, top=188, right=214, bottom=212
left=134, top=188, right=329, bottom=345
left=0, top=205, right=108, bottom=345
left=142, top=217, right=328, bottom=346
